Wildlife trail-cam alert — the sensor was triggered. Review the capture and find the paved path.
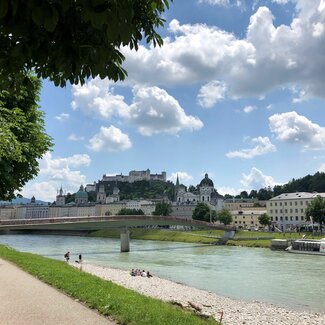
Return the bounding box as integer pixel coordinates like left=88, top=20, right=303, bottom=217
left=0, top=258, right=115, bottom=325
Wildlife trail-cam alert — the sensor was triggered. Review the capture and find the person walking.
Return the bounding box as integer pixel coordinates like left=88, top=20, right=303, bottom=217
left=64, top=251, right=70, bottom=262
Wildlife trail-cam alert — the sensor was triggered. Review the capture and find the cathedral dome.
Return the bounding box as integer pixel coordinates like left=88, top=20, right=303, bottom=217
left=199, top=173, right=214, bottom=188
left=75, top=185, right=88, bottom=199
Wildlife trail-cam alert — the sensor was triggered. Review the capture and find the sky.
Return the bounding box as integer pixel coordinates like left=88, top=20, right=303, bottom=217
left=20, top=0, right=325, bottom=201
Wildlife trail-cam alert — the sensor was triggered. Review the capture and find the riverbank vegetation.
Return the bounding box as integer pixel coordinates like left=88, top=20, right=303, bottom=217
left=89, top=228, right=324, bottom=248
left=0, top=245, right=218, bottom=325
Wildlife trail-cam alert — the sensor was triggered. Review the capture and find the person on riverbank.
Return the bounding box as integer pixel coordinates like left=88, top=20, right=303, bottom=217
left=64, top=251, right=70, bottom=262
left=147, top=271, right=152, bottom=278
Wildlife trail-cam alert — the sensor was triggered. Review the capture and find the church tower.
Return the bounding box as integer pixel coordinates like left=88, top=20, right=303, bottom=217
left=97, top=184, right=106, bottom=203
left=56, top=186, right=66, bottom=205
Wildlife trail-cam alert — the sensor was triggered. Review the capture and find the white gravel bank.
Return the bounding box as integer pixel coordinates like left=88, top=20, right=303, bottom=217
left=73, top=262, right=324, bottom=325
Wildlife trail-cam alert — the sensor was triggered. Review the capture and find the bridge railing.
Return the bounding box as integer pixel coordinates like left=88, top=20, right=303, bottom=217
left=0, top=215, right=235, bottom=230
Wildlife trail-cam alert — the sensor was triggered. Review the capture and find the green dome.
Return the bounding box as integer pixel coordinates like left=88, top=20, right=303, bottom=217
left=75, top=185, right=88, bottom=198
left=199, top=173, right=214, bottom=187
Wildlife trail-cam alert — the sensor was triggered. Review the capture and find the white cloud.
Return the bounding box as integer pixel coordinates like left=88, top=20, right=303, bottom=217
left=71, top=79, right=203, bottom=137
left=68, top=134, right=85, bottom=141
left=226, top=136, right=276, bottom=159
left=168, top=172, right=193, bottom=184
left=55, top=113, right=70, bottom=121
left=21, top=152, right=91, bottom=201
left=71, top=77, right=129, bottom=120
left=272, top=0, right=289, bottom=4
left=217, top=186, right=244, bottom=196
left=318, top=163, right=325, bottom=172
left=88, top=126, right=132, bottom=152
left=197, top=81, right=227, bottom=108
left=127, top=87, right=203, bottom=136
left=243, top=105, right=257, bottom=113
left=240, top=167, right=278, bottom=189
left=269, top=111, right=325, bottom=150
left=197, top=0, right=230, bottom=6
left=120, top=3, right=325, bottom=100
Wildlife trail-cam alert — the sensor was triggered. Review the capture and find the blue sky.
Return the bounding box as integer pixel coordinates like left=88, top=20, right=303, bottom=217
left=21, top=0, right=325, bottom=201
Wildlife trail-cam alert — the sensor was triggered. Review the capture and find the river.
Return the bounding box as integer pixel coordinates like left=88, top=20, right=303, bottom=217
left=0, top=234, right=324, bottom=313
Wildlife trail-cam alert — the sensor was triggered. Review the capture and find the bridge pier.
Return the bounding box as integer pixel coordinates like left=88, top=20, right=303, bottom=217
left=224, top=230, right=235, bottom=240
left=120, top=228, right=130, bottom=252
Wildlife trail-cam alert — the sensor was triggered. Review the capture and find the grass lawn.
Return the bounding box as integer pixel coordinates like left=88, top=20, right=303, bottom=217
left=89, top=228, right=323, bottom=249
left=0, top=245, right=218, bottom=325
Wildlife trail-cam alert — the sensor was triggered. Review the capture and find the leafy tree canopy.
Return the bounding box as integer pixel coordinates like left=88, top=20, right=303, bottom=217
left=258, top=213, right=271, bottom=226
left=0, top=75, right=52, bottom=200
left=0, top=0, right=171, bottom=87
left=305, top=195, right=325, bottom=225
left=217, top=209, right=233, bottom=225
left=153, top=201, right=172, bottom=216
left=118, top=208, right=144, bottom=215
left=192, top=203, right=215, bottom=222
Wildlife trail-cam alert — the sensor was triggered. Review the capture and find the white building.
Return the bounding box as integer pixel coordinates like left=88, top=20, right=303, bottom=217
left=230, top=209, right=267, bottom=230
left=0, top=206, right=16, bottom=219
left=266, top=192, right=325, bottom=231
left=175, top=173, right=224, bottom=210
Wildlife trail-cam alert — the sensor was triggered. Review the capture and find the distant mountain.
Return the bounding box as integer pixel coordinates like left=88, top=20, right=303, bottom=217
left=0, top=197, right=49, bottom=205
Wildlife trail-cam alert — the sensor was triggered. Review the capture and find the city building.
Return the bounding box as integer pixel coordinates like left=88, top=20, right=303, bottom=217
left=175, top=173, right=223, bottom=210
left=266, top=192, right=325, bottom=231
left=75, top=185, right=88, bottom=204
left=230, top=208, right=267, bottom=230
left=170, top=203, right=196, bottom=219
left=224, top=199, right=266, bottom=211
left=0, top=206, right=16, bottom=219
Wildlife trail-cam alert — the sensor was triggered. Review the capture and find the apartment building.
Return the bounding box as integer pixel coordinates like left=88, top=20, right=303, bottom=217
left=266, top=192, right=325, bottom=231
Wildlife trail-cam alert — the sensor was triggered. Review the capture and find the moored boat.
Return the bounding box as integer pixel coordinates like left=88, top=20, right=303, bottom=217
left=287, top=238, right=325, bottom=256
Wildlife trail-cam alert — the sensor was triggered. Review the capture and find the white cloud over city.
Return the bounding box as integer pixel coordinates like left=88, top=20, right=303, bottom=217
left=269, top=111, right=325, bottom=150
left=120, top=2, right=325, bottom=100
left=71, top=79, right=203, bottom=137
left=21, top=152, right=91, bottom=201
left=168, top=172, right=193, bottom=184
left=226, top=136, right=276, bottom=159
left=88, top=126, right=132, bottom=152
left=127, top=87, right=203, bottom=136
left=240, top=167, right=279, bottom=189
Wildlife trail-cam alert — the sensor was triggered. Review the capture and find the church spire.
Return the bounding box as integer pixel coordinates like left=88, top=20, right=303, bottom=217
left=176, top=174, right=179, bottom=187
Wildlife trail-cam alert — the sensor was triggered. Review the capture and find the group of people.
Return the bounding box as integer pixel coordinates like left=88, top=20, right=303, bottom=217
left=64, top=251, right=82, bottom=264
left=130, top=269, right=152, bottom=278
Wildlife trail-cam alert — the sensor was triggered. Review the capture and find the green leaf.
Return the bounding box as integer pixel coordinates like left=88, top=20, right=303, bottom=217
left=0, top=0, right=8, bottom=18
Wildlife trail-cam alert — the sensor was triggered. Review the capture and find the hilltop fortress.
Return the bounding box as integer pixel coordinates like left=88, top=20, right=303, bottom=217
left=101, top=169, right=166, bottom=183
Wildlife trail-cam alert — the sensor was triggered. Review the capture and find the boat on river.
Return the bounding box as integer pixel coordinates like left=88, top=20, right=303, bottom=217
left=287, top=238, right=325, bottom=256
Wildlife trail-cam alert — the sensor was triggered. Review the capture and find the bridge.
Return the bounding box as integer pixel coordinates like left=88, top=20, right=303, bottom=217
left=0, top=215, right=236, bottom=252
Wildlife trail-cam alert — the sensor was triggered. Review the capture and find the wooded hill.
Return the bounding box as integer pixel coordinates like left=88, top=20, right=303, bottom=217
left=231, top=172, right=325, bottom=201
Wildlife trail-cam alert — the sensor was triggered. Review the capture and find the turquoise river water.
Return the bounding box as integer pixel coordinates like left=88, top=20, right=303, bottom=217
left=0, top=234, right=324, bottom=313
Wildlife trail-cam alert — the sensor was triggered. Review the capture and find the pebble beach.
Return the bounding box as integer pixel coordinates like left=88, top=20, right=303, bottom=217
left=73, top=262, right=325, bottom=325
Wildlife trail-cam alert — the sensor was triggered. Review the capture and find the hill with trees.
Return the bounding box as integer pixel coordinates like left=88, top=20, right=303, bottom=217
left=227, top=172, right=325, bottom=201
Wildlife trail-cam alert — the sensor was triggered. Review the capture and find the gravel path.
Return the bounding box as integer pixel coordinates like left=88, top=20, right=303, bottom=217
left=73, top=262, right=325, bottom=325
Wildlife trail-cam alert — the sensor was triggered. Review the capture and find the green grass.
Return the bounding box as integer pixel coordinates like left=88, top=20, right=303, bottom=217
left=89, top=228, right=324, bottom=249
left=0, top=245, right=218, bottom=325
left=91, top=228, right=219, bottom=244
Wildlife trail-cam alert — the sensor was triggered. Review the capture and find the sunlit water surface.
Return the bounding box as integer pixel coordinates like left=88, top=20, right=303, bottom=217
left=0, top=234, right=324, bottom=313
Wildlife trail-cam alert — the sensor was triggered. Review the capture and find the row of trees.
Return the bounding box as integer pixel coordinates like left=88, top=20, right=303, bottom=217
left=226, top=172, right=325, bottom=201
